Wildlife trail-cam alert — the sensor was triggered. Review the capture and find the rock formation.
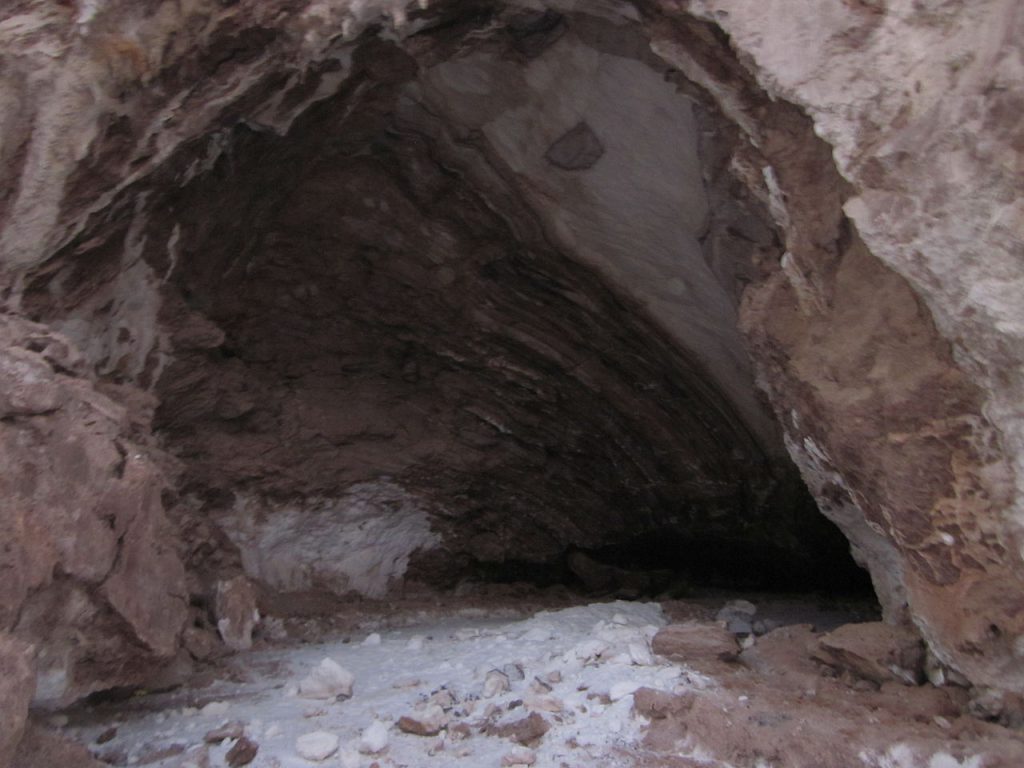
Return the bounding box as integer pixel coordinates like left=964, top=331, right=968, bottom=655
left=0, top=0, right=1021, bottom=749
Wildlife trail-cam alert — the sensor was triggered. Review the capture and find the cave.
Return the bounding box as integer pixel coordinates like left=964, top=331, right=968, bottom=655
left=2, top=1, right=1024, bottom=766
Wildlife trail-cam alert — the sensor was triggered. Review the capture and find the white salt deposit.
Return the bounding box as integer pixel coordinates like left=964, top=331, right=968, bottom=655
left=217, top=481, right=441, bottom=598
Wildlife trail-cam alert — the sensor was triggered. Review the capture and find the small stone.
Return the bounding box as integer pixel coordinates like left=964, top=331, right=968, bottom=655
left=609, top=681, right=642, bottom=702
left=362, top=633, right=382, bottom=646
left=490, top=712, right=550, bottom=746
left=430, top=688, right=457, bottom=709
left=525, top=694, right=563, bottom=713
left=633, top=687, right=693, bottom=720
left=204, top=721, right=245, bottom=744
left=546, top=671, right=562, bottom=684
left=358, top=720, right=389, bottom=754
left=651, top=623, right=739, bottom=663
left=483, top=670, right=510, bottom=698
left=530, top=677, right=552, bottom=694
left=96, top=727, right=118, bottom=744
left=501, top=746, right=537, bottom=766
left=295, top=731, right=340, bottom=761
left=501, top=663, right=525, bottom=681
left=628, top=642, right=655, bottom=666
left=298, top=658, right=355, bottom=700
left=397, top=704, right=448, bottom=736
left=215, top=576, right=260, bottom=652
left=226, top=736, right=258, bottom=767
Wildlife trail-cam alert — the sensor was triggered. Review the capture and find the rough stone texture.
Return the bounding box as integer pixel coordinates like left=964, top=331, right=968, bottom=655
left=214, top=576, right=259, bottom=652
left=0, top=315, right=188, bottom=708
left=0, top=0, right=1021, bottom=723
left=0, top=636, right=34, bottom=767
left=651, top=623, right=739, bottom=663
left=642, top=0, right=1024, bottom=690
left=12, top=724, right=106, bottom=768
left=813, top=621, right=926, bottom=686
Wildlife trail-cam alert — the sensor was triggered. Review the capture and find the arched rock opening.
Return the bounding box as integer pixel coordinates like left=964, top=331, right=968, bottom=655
left=1, top=0, right=1023, bottom=725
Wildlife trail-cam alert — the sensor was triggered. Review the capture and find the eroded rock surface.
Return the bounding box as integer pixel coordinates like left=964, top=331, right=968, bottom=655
left=0, top=0, right=1021, bottom=737
left=0, top=316, right=188, bottom=708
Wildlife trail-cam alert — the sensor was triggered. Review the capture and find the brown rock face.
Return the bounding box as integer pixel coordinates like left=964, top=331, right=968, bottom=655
left=0, top=0, right=1022, bottom=731
left=0, top=636, right=34, bottom=766
left=0, top=316, right=188, bottom=708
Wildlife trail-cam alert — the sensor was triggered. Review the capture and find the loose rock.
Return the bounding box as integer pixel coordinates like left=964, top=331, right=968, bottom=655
left=397, top=704, right=448, bottom=736
left=358, top=721, right=389, bottom=754
left=812, top=622, right=925, bottom=686
left=651, top=623, right=739, bottom=663
left=501, top=746, right=537, bottom=766
left=204, top=722, right=245, bottom=744
left=489, top=713, right=550, bottom=746
left=214, top=577, right=260, bottom=652
left=483, top=670, right=510, bottom=698
left=295, top=731, right=340, bottom=762
left=298, top=659, right=355, bottom=700
left=225, top=736, right=258, bottom=767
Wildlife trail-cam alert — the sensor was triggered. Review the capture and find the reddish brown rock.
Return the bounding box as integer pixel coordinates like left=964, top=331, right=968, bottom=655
left=226, top=736, right=259, bottom=767
left=488, top=713, right=550, bottom=746
left=813, top=622, right=925, bottom=686
left=0, top=636, right=34, bottom=766
left=0, top=317, right=188, bottom=707
left=12, top=724, right=105, bottom=768
left=651, top=623, right=740, bottom=663
left=632, top=688, right=693, bottom=721
left=214, top=577, right=260, bottom=652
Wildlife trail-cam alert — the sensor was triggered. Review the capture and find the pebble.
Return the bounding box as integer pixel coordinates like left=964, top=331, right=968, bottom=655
left=526, top=694, right=564, bottom=713
left=358, top=720, right=390, bottom=754
left=501, top=663, right=525, bottom=681
left=298, top=659, right=354, bottom=700
left=226, top=736, right=259, bottom=767
left=204, top=721, right=245, bottom=744
left=483, top=670, right=510, bottom=698
left=501, top=746, right=537, bottom=766
left=362, top=633, right=382, bottom=646
left=609, top=681, right=643, bottom=702
left=295, top=731, right=340, bottom=761
left=397, top=704, right=448, bottom=736
left=430, top=688, right=457, bottom=709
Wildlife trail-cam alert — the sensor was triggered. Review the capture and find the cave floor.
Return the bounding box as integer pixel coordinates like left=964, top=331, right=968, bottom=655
left=32, top=593, right=1024, bottom=768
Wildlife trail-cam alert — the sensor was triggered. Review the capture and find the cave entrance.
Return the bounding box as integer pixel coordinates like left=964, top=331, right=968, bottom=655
left=24, top=5, right=876, bottom=613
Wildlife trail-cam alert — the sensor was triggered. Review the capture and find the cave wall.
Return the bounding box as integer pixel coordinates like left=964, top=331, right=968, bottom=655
left=0, top=0, right=1021, bottom=730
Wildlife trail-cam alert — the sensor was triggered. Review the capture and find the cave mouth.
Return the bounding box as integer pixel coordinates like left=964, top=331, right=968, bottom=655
left=23, top=3, right=876, bottom=614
